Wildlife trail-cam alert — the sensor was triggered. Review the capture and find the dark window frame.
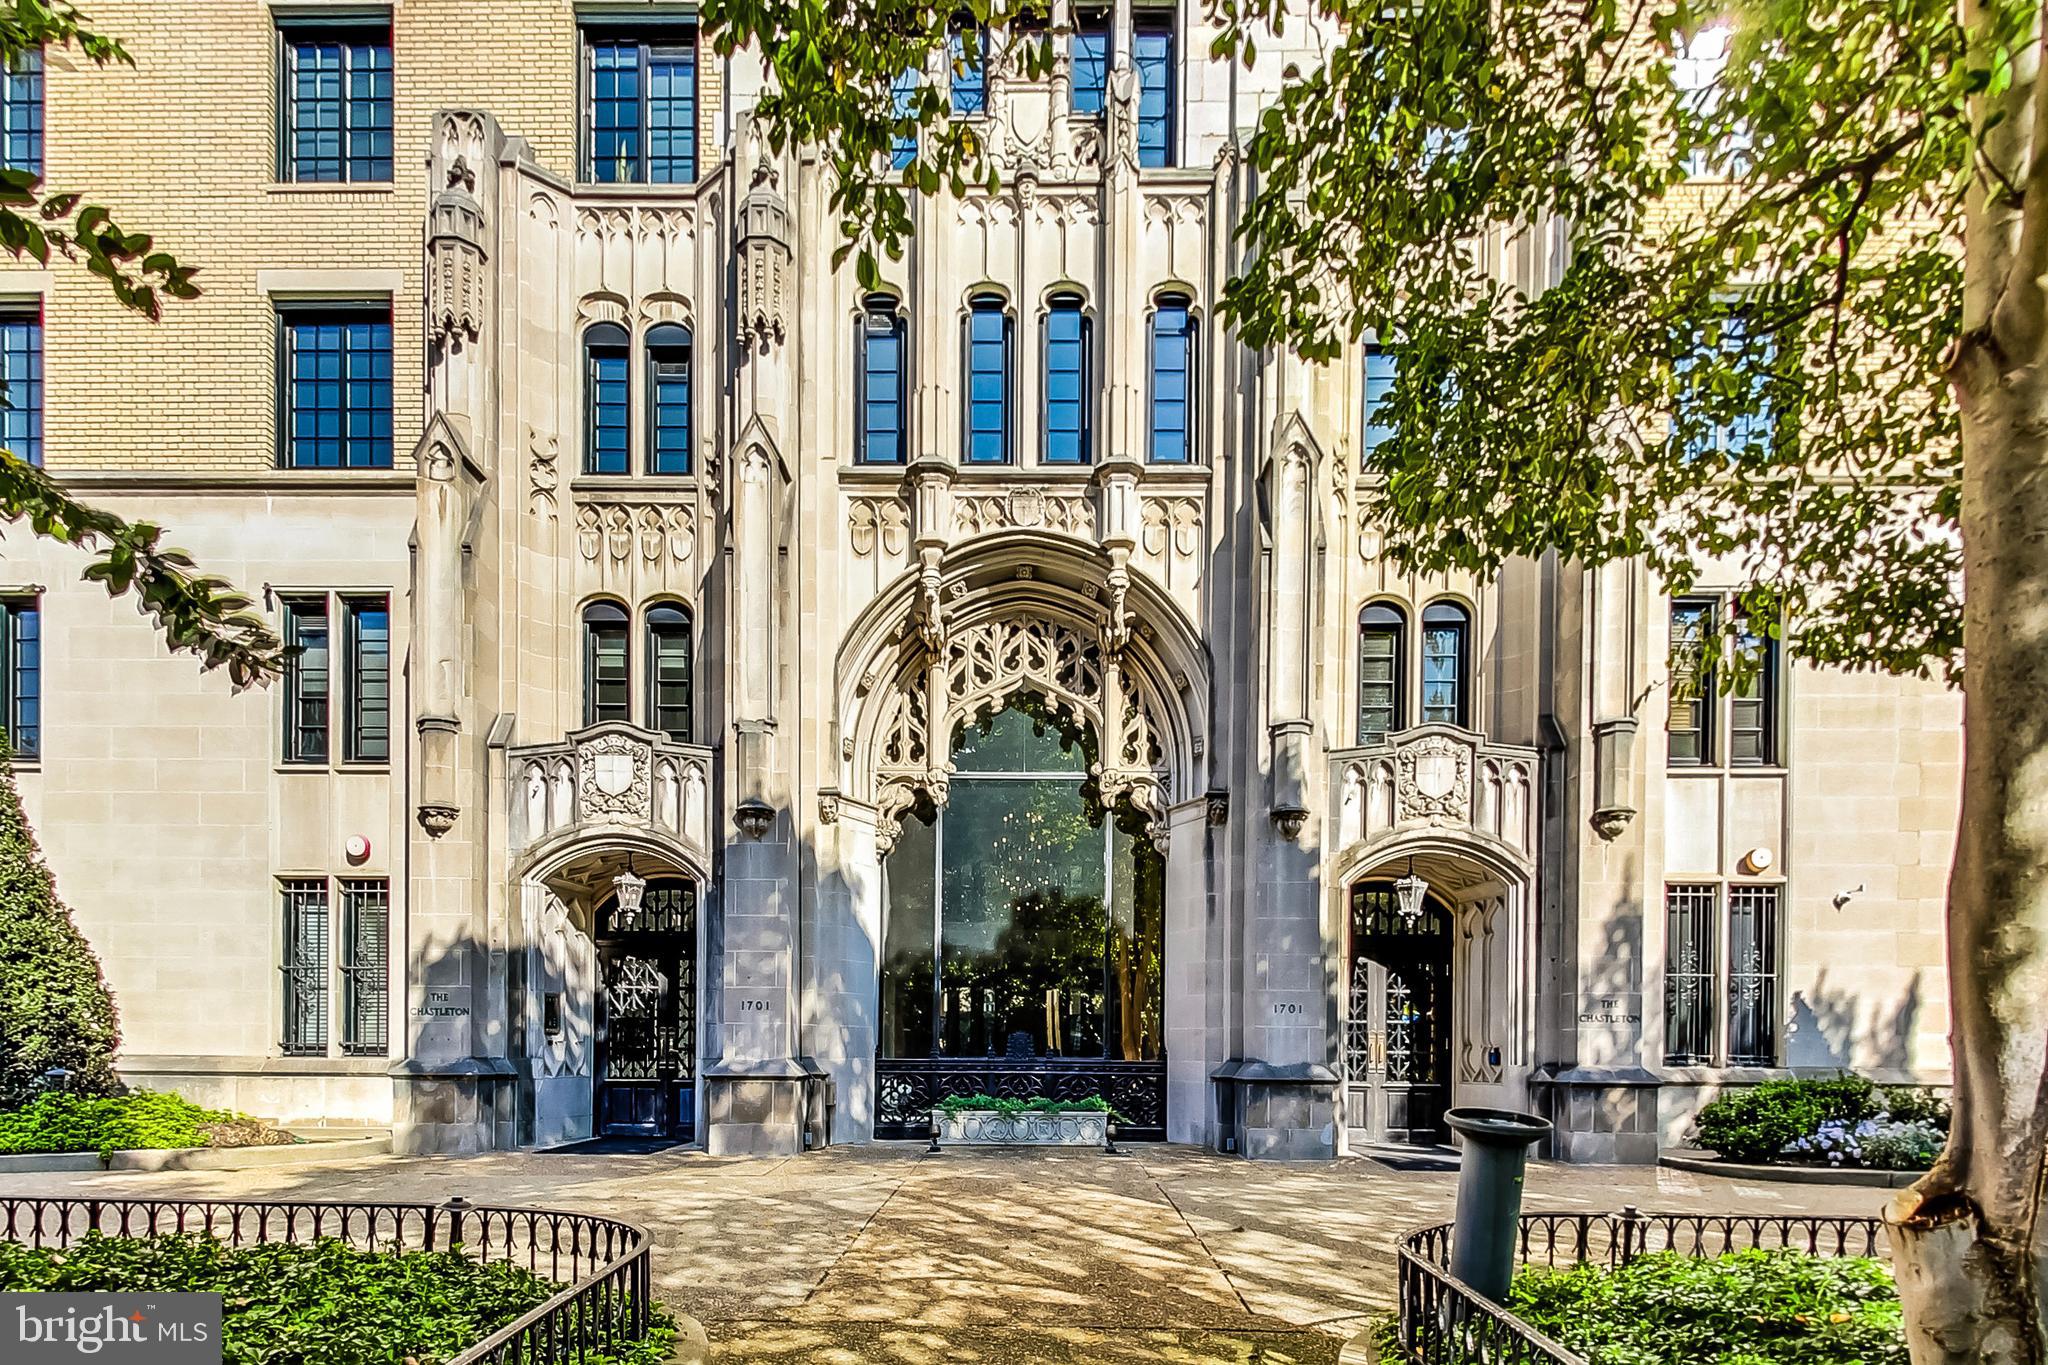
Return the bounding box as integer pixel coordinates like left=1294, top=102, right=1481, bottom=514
left=1419, top=600, right=1471, bottom=729
left=342, top=595, right=390, bottom=764
left=1726, top=882, right=1781, bottom=1066
left=1363, top=344, right=1397, bottom=454
left=583, top=321, right=631, bottom=476
left=583, top=600, right=631, bottom=726
left=1, top=47, right=43, bottom=178
left=962, top=292, right=1013, bottom=465
left=856, top=295, right=908, bottom=465
left=581, top=25, right=700, bottom=184
left=645, top=322, right=692, bottom=475
left=948, top=23, right=987, bottom=116
left=1357, top=603, right=1407, bottom=745
left=1147, top=293, right=1196, bottom=464
left=339, top=877, right=389, bottom=1057
left=281, top=595, right=331, bottom=765
left=0, top=303, right=44, bottom=468
left=277, top=302, right=394, bottom=470
left=1042, top=292, right=1092, bottom=465
left=280, top=878, right=331, bottom=1056
left=1729, top=619, right=1780, bottom=766
left=1132, top=10, right=1176, bottom=167
left=0, top=595, right=38, bottom=760
left=1069, top=10, right=1111, bottom=116
left=1667, top=597, right=1716, bottom=766
left=645, top=603, right=693, bottom=742
left=1663, top=881, right=1719, bottom=1066
left=277, top=18, right=394, bottom=184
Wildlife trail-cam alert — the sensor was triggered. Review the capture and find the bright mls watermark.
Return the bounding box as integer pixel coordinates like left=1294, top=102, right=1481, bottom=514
left=2, top=1294, right=221, bottom=1363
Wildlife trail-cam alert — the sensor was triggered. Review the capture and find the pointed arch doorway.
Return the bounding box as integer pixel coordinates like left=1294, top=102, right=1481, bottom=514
left=1345, top=880, right=1453, bottom=1145
left=873, top=703, right=1168, bottom=1138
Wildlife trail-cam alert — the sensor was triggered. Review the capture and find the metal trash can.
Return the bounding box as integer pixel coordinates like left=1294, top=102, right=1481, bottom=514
left=1446, top=1107, right=1554, bottom=1302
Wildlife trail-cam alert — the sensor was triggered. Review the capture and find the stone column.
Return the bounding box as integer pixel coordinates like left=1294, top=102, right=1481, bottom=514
left=805, top=795, right=885, bottom=1143
left=1163, top=793, right=1226, bottom=1144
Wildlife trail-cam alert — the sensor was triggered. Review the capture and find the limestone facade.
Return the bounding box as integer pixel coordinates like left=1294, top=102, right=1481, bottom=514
left=0, top=0, right=1958, bottom=1159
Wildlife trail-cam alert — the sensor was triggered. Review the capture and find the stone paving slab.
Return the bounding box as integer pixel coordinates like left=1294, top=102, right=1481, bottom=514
left=0, top=1142, right=1895, bottom=1364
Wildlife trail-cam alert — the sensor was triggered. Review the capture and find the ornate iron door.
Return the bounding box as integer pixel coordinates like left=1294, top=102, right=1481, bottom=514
left=595, top=880, right=696, bottom=1139
left=1345, top=885, right=1451, bottom=1145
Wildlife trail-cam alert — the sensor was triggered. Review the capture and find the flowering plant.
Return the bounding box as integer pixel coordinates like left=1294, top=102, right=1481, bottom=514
left=1783, top=1115, right=1945, bottom=1171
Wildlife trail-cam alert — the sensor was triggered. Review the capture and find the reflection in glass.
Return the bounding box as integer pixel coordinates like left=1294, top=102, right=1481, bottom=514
left=879, top=704, right=1163, bottom=1064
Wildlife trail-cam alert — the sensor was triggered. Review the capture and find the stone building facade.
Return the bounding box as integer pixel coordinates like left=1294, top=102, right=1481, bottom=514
left=0, top=0, right=1958, bottom=1160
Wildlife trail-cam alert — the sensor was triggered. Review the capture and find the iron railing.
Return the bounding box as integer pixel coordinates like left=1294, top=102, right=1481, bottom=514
left=0, top=1195, right=655, bottom=1365
left=1393, top=1207, right=1891, bottom=1365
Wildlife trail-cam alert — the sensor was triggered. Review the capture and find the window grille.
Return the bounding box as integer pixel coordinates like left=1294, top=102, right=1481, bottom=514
left=1727, top=884, right=1780, bottom=1065
left=281, top=879, right=330, bottom=1056
left=340, top=879, right=389, bottom=1056
left=1663, top=883, right=1718, bottom=1065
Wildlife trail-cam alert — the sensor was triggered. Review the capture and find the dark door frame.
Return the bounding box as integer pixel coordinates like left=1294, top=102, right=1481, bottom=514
left=594, top=877, right=698, bottom=1141
left=1345, top=880, right=1454, bottom=1145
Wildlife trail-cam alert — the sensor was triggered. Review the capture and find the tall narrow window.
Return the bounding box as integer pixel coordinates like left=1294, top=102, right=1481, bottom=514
left=963, top=293, right=1012, bottom=464
left=1667, top=598, right=1715, bottom=764
left=1420, top=601, right=1470, bottom=728
left=1363, top=345, right=1397, bottom=454
left=890, top=69, right=920, bottom=169
left=339, top=878, right=389, bottom=1057
left=0, top=307, right=43, bottom=467
left=585, top=31, right=698, bottom=183
left=1676, top=312, right=1775, bottom=462
left=343, top=596, right=390, bottom=763
left=646, top=604, right=693, bottom=742
left=646, top=323, right=691, bottom=475
left=1663, top=883, right=1718, bottom=1065
left=583, top=322, right=630, bottom=475
left=279, top=22, right=393, bottom=183
left=857, top=297, right=907, bottom=464
left=0, top=596, right=38, bottom=760
left=1070, top=12, right=1110, bottom=115
left=1133, top=15, right=1175, bottom=166
left=1043, top=293, right=1091, bottom=464
left=1727, top=884, right=1779, bottom=1065
left=949, top=27, right=986, bottom=115
left=1148, top=295, right=1194, bottom=463
left=282, top=597, right=330, bottom=764
left=1729, top=621, right=1778, bottom=766
left=1, top=48, right=42, bottom=177
left=280, top=879, right=330, bottom=1056
left=1358, top=604, right=1406, bottom=745
left=584, top=602, right=630, bottom=725
left=280, top=306, right=393, bottom=469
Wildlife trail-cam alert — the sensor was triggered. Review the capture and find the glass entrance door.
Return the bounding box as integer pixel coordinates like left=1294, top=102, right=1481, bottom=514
left=595, top=878, right=697, bottom=1139
left=875, top=704, right=1167, bottom=1136
left=1345, top=883, right=1452, bottom=1145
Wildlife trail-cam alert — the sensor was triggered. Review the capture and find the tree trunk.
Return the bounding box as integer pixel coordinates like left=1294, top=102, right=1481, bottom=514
left=1886, top=11, right=2048, bottom=1354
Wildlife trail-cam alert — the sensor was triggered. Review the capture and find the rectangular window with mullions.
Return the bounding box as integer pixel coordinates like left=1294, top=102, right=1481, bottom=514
left=1663, top=882, right=1718, bottom=1065
left=1043, top=297, right=1091, bottom=464
left=584, top=32, right=698, bottom=184
left=282, top=597, right=330, bottom=764
left=1729, top=624, right=1779, bottom=766
left=857, top=301, right=906, bottom=464
left=1133, top=16, right=1175, bottom=167
left=280, top=878, right=330, bottom=1056
left=1, top=48, right=42, bottom=177
left=963, top=296, right=1011, bottom=464
left=344, top=596, right=390, bottom=763
left=0, top=307, right=43, bottom=468
left=278, top=22, right=393, bottom=183
left=339, top=878, right=389, bottom=1057
left=0, top=596, right=38, bottom=760
left=280, top=306, right=393, bottom=469
left=1667, top=598, right=1714, bottom=765
left=1727, top=884, right=1780, bottom=1065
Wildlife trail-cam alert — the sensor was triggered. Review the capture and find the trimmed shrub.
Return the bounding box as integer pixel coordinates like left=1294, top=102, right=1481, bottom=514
left=0, top=1090, right=295, bottom=1159
left=1511, top=1248, right=1906, bottom=1365
left=1879, top=1086, right=1952, bottom=1131
left=1691, top=1075, right=1879, bottom=1162
left=0, top=749, right=120, bottom=1107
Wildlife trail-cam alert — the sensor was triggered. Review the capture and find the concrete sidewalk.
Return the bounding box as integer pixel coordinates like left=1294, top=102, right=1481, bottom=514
left=0, top=1142, right=1891, bottom=1363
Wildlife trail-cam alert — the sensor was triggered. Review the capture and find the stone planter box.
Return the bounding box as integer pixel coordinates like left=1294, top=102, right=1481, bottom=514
left=933, top=1109, right=1110, bottom=1146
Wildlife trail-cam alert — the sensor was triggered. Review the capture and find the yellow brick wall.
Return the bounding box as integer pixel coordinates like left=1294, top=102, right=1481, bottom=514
left=0, top=0, right=717, bottom=473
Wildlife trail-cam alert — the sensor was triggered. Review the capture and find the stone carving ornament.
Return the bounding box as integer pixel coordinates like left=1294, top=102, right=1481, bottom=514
left=1397, top=735, right=1471, bottom=824
left=578, top=733, right=651, bottom=822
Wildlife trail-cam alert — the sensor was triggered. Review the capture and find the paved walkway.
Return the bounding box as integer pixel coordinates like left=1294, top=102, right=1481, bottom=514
left=0, top=1143, right=1890, bottom=1363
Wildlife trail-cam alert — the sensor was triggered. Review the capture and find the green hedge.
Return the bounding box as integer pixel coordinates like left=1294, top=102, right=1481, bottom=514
left=0, top=1233, right=677, bottom=1365
left=1691, top=1075, right=1950, bottom=1163
left=0, top=1091, right=291, bottom=1159
left=1511, top=1248, right=1906, bottom=1365
left=933, top=1093, right=1117, bottom=1118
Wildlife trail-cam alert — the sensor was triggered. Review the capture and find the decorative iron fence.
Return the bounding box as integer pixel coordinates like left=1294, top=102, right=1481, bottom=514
left=0, top=1195, right=656, bottom=1365
left=1392, top=1207, right=1891, bottom=1365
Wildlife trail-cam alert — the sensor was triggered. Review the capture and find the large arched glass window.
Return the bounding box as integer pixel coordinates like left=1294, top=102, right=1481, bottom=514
left=1420, top=601, right=1471, bottom=728
left=645, top=603, right=692, bottom=742
left=583, top=601, right=630, bottom=724
left=879, top=705, right=1164, bottom=1071
left=857, top=295, right=907, bottom=464
left=1148, top=294, right=1194, bottom=463
left=963, top=292, right=1012, bottom=464
left=646, top=322, right=691, bottom=475
left=583, top=322, right=630, bottom=475
left=1043, top=293, right=1091, bottom=464
left=1358, top=604, right=1406, bottom=744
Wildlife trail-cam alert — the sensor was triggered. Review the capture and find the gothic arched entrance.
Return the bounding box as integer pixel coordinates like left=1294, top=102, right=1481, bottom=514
left=873, top=704, right=1168, bottom=1137
left=1345, top=880, right=1453, bottom=1145
left=595, top=877, right=698, bottom=1139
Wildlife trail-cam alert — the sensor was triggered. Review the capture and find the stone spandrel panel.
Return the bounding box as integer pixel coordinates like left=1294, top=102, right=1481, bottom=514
left=1135, top=493, right=1205, bottom=619
left=572, top=497, right=704, bottom=605
left=574, top=205, right=700, bottom=305
left=1141, top=190, right=1210, bottom=294
left=842, top=493, right=914, bottom=604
